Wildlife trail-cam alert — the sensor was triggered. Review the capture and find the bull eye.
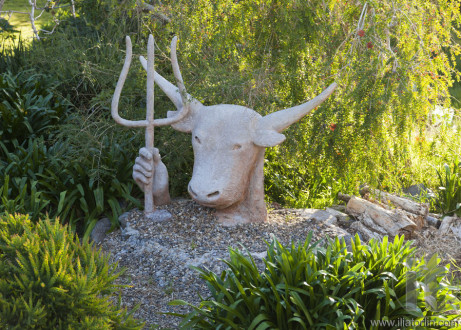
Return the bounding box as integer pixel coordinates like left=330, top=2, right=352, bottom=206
left=194, top=136, right=201, bottom=144
left=232, top=144, right=242, bottom=150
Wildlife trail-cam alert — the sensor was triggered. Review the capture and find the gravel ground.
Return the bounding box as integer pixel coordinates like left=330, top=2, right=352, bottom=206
left=100, top=199, right=350, bottom=328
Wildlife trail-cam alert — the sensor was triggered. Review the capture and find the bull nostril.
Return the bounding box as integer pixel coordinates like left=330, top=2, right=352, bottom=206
left=188, top=185, right=197, bottom=197
left=207, top=191, right=220, bottom=198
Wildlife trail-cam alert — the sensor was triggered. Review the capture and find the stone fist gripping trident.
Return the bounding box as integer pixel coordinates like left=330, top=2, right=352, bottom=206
left=112, top=35, right=190, bottom=220
left=133, top=146, right=170, bottom=206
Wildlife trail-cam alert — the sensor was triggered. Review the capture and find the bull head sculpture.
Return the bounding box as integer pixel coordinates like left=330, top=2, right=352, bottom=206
left=135, top=37, right=337, bottom=226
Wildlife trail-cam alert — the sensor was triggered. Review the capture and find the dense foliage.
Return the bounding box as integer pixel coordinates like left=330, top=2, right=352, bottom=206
left=436, top=157, right=461, bottom=216
left=0, top=213, right=143, bottom=328
left=148, top=0, right=461, bottom=207
left=2, top=3, right=461, bottom=328
left=0, top=70, right=69, bottom=148
left=171, top=234, right=461, bottom=329
left=2, top=0, right=461, bottom=226
left=0, top=69, right=141, bottom=236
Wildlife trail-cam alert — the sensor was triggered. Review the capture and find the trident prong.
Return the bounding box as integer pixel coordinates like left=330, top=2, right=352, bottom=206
left=112, top=34, right=189, bottom=218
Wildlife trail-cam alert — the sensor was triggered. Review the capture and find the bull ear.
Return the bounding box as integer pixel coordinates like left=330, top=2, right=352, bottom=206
left=167, top=110, right=193, bottom=133
left=252, top=129, right=286, bottom=147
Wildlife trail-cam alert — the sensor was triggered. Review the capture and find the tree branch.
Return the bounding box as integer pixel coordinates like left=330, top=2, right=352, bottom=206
left=137, top=1, right=170, bottom=23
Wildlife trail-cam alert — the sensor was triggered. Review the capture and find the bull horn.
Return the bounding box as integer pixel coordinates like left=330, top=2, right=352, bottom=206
left=258, top=83, right=337, bottom=132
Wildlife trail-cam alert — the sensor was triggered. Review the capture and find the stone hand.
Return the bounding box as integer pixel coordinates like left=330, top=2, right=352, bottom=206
left=133, top=147, right=170, bottom=205
left=133, top=147, right=155, bottom=191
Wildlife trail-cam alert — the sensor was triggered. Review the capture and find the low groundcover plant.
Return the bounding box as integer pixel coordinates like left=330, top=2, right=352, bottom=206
left=171, top=233, right=461, bottom=329
left=0, top=213, right=144, bottom=329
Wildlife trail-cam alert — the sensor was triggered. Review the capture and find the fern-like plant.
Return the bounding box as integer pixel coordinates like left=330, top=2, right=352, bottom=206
left=0, top=70, right=70, bottom=148
left=171, top=234, right=461, bottom=329
left=436, top=158, right=461, bottom=216
left=0, top=213, right=144, bottom=329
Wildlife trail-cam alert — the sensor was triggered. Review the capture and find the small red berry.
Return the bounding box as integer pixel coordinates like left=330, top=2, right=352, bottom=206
left=367, top=42, right=373, bottom=49
left=330, top=123, right=337, bottom=131
left=358, top=30, right=365, bottom=37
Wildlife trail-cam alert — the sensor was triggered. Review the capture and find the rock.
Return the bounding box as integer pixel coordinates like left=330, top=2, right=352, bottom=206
left=329, top=204, right=347, bottom=213
left=121, top=223, right=140, bottom=240
left=90, top=218, right=112, bottom=244
left=325, top=207, right=350, bottom=223
left=342, top=232, right=364, bottom=249
left=438, top=216, right=461, bottom=238
left=118, top=211, right=131, bottom=228
left=300, top=209, right=338, bottom=225
left=188, top=252, right=215, bottom=268
left=359, top=184, right=370, bottom=197
left=327, top=224, right=349, bottom=238
left=426, top=215, right=441, bottom=228
left=450, top=224, right=461, bottom=240
left=439, top=216, right=455, bottom=234
left=403, top=184, right=436, bottom=200
left=145, top=209, right=173, bottom=222
left=315, top=225, right=348, bottom=248
left=250, top=251, right=267, bottom=260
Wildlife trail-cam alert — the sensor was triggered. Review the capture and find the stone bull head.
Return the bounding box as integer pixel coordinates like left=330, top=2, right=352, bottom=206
left=138, top=42, right=337, bottom=226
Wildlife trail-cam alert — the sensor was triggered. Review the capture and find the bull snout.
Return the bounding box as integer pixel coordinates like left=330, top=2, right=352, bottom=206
left=188, top=183, right=221, bottom=206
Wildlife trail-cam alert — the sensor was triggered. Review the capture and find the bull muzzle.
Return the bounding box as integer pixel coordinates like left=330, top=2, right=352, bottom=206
left=188, top=183, right=224, bottom=207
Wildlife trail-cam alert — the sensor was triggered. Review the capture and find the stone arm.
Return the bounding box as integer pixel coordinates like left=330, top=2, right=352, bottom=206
left=133, top=147, right=171, bottom=205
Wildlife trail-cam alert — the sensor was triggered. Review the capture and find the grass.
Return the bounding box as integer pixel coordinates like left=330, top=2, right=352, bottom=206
left=1, top=0, right=54, bottom=42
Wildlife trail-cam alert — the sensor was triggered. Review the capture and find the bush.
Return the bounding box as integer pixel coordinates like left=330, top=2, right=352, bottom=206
left=0, top=65, right=142, bottom=233
left=0, top=134, right=142, bottom=236
left=0, top=175, right=49, bottom=222
left=0, top=139, right=62, bottom=222
left=23, top=14, right=194, bottom=198
left=148, top=0, right=461, bottom=205
left=0, top=70, right=70, bottom=148
left=172, top=234, right=461, bottom=329
left=0, top=213, right=144, bottom=328
left=436, top=157, right=461, bottom=216
left=39, top=127, right=142, bottom=235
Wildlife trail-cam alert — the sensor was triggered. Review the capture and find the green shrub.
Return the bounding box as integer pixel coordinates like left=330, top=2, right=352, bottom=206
left=0, top=70, right=70, bottom=148
left=0, top=133, right=141, bottom=235
left=0, top=213, right=144, bottom=329
left=0, top=175, right=49, bottom=222
left=0, top=139, right=60, bottom=222
left=436, top=157, right=461, bottom=216
left=172, top=234, right=461, bottom=329
left=39, top=130, right=142, bottom=236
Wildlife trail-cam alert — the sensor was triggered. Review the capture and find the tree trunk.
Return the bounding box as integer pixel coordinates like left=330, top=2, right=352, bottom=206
left=350, top=221, right=383, bottom=241
left=346, top=196, right=417, bottom=236
left=372, top=188, right=429, bottom=217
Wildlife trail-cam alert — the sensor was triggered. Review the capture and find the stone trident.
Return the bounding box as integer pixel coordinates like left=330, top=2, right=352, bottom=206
left=111, top=35, right=189, bottom=219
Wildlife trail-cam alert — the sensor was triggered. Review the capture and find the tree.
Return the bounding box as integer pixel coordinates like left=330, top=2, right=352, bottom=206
left=141, top=0, right=461, bottom=205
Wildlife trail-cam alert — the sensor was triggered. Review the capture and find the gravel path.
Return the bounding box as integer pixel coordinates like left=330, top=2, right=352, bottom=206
left=100, top=199, right=350, bottom=328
